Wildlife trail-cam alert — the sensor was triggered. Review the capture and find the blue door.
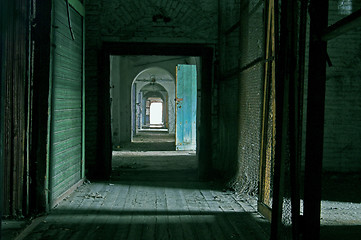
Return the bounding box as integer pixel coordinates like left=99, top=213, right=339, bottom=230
left=176, top=65, right=197, bottom=150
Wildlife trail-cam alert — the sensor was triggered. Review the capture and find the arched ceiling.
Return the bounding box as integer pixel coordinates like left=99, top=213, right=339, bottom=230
left=140, top=82, right=167, bottom=92
left=135, top=67, right=173, bottom=83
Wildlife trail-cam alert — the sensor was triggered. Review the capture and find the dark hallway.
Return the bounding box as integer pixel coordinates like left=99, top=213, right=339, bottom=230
left=2, top=0, right=361, bottom=239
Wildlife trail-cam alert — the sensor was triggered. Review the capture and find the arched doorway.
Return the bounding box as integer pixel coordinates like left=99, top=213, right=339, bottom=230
left=141, top=90, right=166, bottom=129
left=131, top=67, right=175, bottom=140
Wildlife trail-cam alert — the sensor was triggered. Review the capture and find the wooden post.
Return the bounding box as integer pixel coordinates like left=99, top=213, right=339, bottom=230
left=271, top=0, right=300, bottom=238
left=303, top=0, right=329, bottom=239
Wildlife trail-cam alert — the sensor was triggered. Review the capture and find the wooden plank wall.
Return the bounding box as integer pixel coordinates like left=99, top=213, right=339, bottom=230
left=49, top=0, right=83, bottom=205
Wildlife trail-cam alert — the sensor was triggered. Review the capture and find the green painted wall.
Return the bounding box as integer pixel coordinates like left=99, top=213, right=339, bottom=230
left=49, top=0, right=84, bottom=204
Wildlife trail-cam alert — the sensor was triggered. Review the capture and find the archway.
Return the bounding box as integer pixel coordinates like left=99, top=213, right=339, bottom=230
left=140, top=89, right=166, bottom=130
left=131, top=67, right=175, bottom=140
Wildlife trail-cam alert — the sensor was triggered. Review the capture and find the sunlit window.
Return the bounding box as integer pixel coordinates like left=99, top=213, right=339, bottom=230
left=150, top=102, right=163, bottom=124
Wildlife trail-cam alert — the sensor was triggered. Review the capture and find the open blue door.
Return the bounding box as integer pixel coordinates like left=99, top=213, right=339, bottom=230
left=176, top=64, right=197, bottom=150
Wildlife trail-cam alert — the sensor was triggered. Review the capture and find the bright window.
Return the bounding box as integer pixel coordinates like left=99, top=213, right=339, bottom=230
left=150, top=102, right=163, bottom=124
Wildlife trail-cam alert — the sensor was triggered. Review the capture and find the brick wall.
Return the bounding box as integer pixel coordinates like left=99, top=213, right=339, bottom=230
left=216, top=0, right=264, bottom=194
left=215, top=0, right=240, bottom=179
left=322, top=0, right=361, bottom=172
left=237, top=1, right=264, bottom=194
left=302, top=0, right=361, bottom=173
left=100, top=0, right=218, bottom=42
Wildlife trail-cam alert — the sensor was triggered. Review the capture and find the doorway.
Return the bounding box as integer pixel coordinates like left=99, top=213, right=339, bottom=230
left=131, top=69, right=172, bottom=135
left=109, top=55, right=200, bottom=182
left=97, top=43, right=214, bottom=180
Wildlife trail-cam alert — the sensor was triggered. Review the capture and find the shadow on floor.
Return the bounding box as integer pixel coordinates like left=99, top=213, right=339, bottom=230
left=114, top=142, right=176, bottom=151
left=114, top=132, right=176, bottom=151
left=21, top=210, right=270, bottom=240
left=320, top=225, right=361, bottom=240
left=112, top=153, right=198, bottom=182
left=321, top=173, right=361, bottom=203
left=1, top=220, right=30, bottom=240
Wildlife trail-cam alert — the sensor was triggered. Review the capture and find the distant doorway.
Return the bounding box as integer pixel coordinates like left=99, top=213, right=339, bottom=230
left=131, top=67, right=173, bottom=137
left=98, top=43, right=214, bottom=180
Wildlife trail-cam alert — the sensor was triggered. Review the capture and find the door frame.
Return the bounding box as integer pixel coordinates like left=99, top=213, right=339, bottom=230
left=97, top=42, right=214, bottom=180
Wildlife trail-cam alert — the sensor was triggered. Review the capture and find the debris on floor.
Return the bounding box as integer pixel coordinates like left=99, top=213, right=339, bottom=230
left=84, top=192, right=105, bottom=199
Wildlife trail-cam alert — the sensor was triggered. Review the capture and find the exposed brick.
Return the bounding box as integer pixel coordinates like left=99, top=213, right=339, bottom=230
left=216, top=0, right=264, bottom=193
left=302, top=0, right=361, bottom=172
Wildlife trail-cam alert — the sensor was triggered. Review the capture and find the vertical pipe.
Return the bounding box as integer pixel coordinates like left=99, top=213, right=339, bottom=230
left=303, top=0, right=329, bottom=239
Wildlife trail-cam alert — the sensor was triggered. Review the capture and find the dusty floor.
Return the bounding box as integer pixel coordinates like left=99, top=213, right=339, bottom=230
left=319, top=173, right=361, bottom=239
left=3, top=132, right=360, bottom=239
left=2, top=132, right=270, bottom=240
left=114, top=131, right=176, bottom=151
left=112, top=151, right=197, bottom=182
left=12, top=181, right=269, bottom=240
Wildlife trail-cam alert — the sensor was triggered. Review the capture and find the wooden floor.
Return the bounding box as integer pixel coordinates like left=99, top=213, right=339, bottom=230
left=18, top=133, right=270, bottom=239
left=21, top=180, right=269, bottom=240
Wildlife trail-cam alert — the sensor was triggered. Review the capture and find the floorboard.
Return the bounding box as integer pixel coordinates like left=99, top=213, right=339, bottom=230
left=17, top=145, right=270, bottom=240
